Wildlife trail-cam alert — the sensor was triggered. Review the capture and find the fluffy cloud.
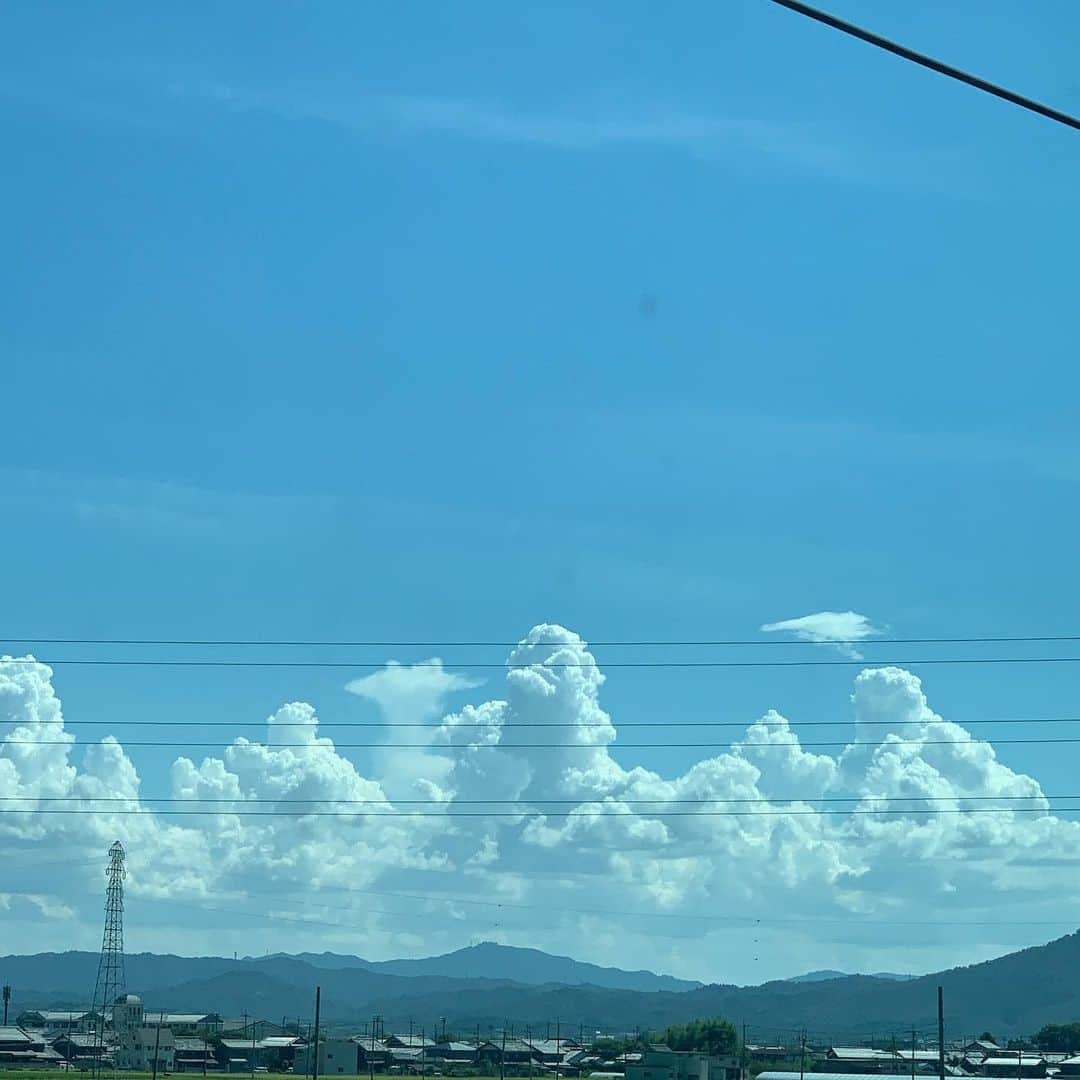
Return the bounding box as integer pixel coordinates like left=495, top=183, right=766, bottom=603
left=761, top=609, right=884, bottom=658
left=1, top=628, right=1077, bottom=983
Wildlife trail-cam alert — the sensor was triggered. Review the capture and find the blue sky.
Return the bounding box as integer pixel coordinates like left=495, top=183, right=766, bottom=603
left=3, top=1, right=1080, bottom=983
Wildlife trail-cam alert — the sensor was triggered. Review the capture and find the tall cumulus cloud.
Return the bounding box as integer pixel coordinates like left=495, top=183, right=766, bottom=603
left=1, top=626, right=1077, bottom=982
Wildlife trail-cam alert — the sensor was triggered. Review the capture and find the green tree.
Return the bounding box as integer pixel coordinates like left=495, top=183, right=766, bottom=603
left=1033, top=1023, right=1080, bottom=1052
left=656, top=1018, right=738, bottom=1055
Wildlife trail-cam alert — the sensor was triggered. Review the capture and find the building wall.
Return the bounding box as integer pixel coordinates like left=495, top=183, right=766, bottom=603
left=296, top=1040, right=363, bottom=1077
left=115, top=1027, right=176, bottom=1071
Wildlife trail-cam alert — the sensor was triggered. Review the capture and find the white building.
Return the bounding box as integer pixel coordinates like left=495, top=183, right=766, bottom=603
left=112, top=995, right=175, bottom=1072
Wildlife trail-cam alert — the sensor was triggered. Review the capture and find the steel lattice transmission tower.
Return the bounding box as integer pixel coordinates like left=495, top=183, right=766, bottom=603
left=90, top=841, right=127, bottom=1073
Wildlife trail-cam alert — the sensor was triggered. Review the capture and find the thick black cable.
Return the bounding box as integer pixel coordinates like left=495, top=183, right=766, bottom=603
left=5, top=735, right=1080, bottom=748
left=7, top=655, right=1080, bottom=669
left=767, top=0, right=1080, bottom=132
left=0, top=793, right=1060, bottom=805
left=27, top=715, right=1080, bottom=729
left=0, top=806, right=1074, bottom=817
left=6, top=634, right=1080, bottom=647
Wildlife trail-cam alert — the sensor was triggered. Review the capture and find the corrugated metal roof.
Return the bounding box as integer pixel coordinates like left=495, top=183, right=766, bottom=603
left=830, top=1048, right=899, bottom=1061
left=762, top=1073, right=910, bottom=1080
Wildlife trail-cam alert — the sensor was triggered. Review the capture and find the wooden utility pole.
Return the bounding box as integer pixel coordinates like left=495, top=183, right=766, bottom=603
left=252, top=1014, right=258, bottom=1080
left=152, top=1012, right=164, bottom=1080
left=911, top=1029, right=916, bottom=1080
left=312, top=988, right=322, bottom=1080
left=938, top=987, right=945, bottom=1080
left=501, top=1024, right=507, bottom=1080
left=555, top=1019, right=562, bottom=1080
left=799, top=1030, right=806, bottom=1080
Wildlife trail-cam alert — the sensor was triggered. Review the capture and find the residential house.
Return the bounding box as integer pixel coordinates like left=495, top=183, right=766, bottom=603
left=825, top=1048, right=905, bottom=1074
left=17, top=1010, right=98, bottom=1034
left=478, top=1038, right=536, bottom=1067
left=626, top=1044, right=742, bottom=1080
left=431, top=1042, right=478, bottom=1065
left=145, top=1014, right=223, bottom=1036
left=747, top=1047, right=789, bottom=1064
left=982, top=1057, right=1047, bottom=1079
left=52, top=1032, right=108, bottom=1067
left=0, top=1027, right=66, bottom=1068
left=386, top=1035, right=438, bottom=1050
left=174, top=1037, right=216, bottom=1073
left=296, top=1039, right=365, bottom=1077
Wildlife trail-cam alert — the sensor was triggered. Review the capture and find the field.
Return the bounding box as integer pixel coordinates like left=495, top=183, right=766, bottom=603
left=1, top=1074, right=508, bottom=1080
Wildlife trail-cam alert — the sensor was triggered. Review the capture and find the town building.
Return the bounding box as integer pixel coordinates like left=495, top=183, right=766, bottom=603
left=145, top=1013, right=223, bottom=1035
left=52, top=1032, right=108, bottom=1068
left=17, top=1010, right=98, bottom=1034
left=626, top=1044, right=742, bottom=1080
left=174, top=1037, right=216, bottom=1073
left=297, top=1039, right=366, bottom=1077
left=982, top=1056, right=1047, bottom=1079
left=112, top=994, right=175, bottom=1072
left=826, top=1048, right=906, bottom=1074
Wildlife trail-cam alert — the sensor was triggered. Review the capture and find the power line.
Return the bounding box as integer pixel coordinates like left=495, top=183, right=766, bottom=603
left=7, top=655, right=1080, bottom=669
left=767, top=0, right=1080, bottom=132
left=0, top=793, right=1061, bottom=805
left=5, top=735, right=1080, bottom=747
left=1, top=806, right=1075, bottom=817
left=26, top=714, right=1080, bottom=729
left=6, top=634, right=1080, bottom=647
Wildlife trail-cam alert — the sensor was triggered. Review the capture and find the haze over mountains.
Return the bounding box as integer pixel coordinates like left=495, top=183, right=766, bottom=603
left=5, top=934, right=1080, bottom=1038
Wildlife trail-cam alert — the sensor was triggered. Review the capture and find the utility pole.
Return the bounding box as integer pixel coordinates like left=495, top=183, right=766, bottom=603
left=556, top=1018, right=562, bottom=1080
left=741, top=1024, right=748, bottom=1080
left=370, top=1015, right=379, bottom=1080
left=312, top=988, right=321, bottom=1080
left=501, top=1023, right=507, bottom=1080
left=152, top=1012, right=164, bottom=1080
left=252, top=1013, right=258, bottom=1080
left=1018, top=1045, right=1024, bottom=1080
left=527, top=1025, right=534, bottom=1080
left=422, top=1027, right=427, bottom=1080
left=911, top=1029, right=916, bottom=1080
left=938, top=987, right=945, bottom=1080
left=1, top=985, right=9, bottom=1026
left=799, top=1030, right=806, bottom=1080
left=441, top=1018, right=447, bottom=1043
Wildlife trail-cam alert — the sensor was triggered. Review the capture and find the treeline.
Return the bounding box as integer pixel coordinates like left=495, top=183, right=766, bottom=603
left=593, top=1017, right=739, bottom=1056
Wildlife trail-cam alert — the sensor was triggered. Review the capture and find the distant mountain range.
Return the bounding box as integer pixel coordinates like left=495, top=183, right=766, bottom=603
left=266, top=942, right=702, bottom=992
left=788, top=970, right=916, bottom=984
left=5, top=932, right=1080, bottom=1038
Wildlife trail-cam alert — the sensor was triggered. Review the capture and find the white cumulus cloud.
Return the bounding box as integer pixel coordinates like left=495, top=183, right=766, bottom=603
left=1, top=630, right=1077, bottom=983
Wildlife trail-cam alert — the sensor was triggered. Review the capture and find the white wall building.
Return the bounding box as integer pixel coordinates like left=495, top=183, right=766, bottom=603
left=112, top=995, right=175, bottom=1072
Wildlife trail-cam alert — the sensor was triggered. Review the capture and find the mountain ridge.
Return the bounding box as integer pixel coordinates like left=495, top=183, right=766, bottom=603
left=5, top=931, right=1080, bottom=1037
